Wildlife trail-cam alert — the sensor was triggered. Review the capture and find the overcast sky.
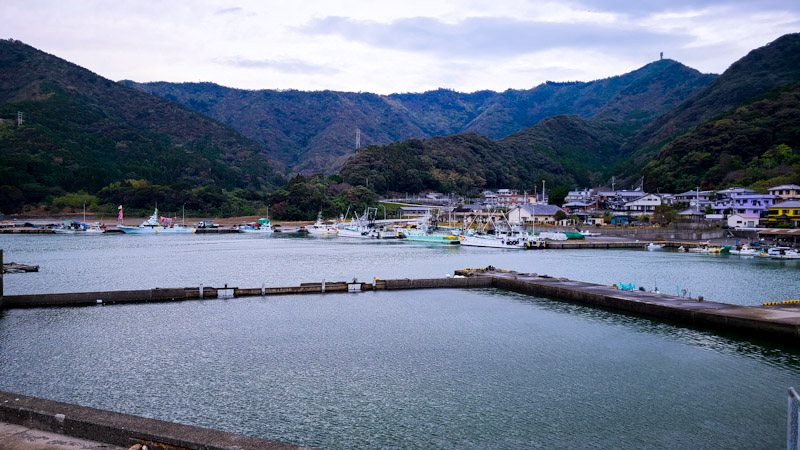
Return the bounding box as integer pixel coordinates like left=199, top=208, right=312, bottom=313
left=3, top=1, right=799, bottom=94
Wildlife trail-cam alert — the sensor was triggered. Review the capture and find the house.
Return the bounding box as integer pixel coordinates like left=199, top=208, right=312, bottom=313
left=674, top=190, right=713, bottom=209
left=609, top=216, right=629, bottom=225
left=712, top=193, right=776, bottom=217
left=507, top=204, right=565, bottom=225
left=727, top=213, right=760, bottom=229
left=623, top=194, right=662, bottom=216
left=597, top=189, right=648, bottom=211
left=564, top=188, right=595, bottom=204
left=398, top=206, right=433, bottom=217
left=715, top=187, right=756, bottom=200
left=562, top=201, right=591, bottom=214
left=768, top=184, right=800, bottom=201
left=763, top=200, right=800, bottom=228
left=678, top=209, right=706, bottom=222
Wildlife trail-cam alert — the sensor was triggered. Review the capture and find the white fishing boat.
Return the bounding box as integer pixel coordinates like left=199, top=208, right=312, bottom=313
left=118, top=208, right=195, bottom=234
left=730, top=244, right=759, bottom=256
left=305, top=213, right=338, bottom=236
left=759, top=247, right=800, bottom=259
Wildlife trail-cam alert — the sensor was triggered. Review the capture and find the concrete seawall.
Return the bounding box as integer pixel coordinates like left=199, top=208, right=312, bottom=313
left=3, top=271, right=797, bottom=345
left=461, top=269, right=800, bottom=344
left=2, top=277, right=493, bottom=308
left=0, top=391, right=307, bottom=449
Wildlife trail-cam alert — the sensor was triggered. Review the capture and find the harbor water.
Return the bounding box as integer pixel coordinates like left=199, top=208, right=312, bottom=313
left=1, top=233, right=799, bottom=448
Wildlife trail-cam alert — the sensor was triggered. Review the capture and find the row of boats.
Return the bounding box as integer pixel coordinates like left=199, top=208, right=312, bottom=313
left=645, top=242, right=800, bottom=259
left=102, top=208, right=553, bottom=249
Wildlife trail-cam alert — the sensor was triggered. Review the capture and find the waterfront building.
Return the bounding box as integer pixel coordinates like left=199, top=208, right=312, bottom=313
left=507, top=204, right=566, bottom=225
left=727, top=213, right=760, bottom=229
left=763, top=200, right=800, bottom=228
left=712, top=193, right=777, bottom=217
left=768, top=184, right=800, bottom=201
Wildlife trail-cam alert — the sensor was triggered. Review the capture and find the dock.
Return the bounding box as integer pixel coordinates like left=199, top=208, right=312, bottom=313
left=1, top=267, right=798, bottom=345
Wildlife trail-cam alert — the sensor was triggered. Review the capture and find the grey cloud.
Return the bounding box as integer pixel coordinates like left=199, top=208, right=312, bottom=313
left=301, top=16, right=687, bottom=58
left=215, top=56, right=338, bottom=74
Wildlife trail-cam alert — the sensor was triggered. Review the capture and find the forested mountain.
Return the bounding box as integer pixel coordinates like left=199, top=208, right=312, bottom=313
left=625, top=33, right=800, bottom=166
left=123, top=59, right=714, bottom=174
left=635, top=33, right=800, bottom=193
left=642, top=82, right=800, bottom=192
left=0, top=39, right=284, bottom=214
left=340, top=115, right=628, bottom=195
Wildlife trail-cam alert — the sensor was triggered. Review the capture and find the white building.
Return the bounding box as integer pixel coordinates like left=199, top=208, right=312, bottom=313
left=624, top=194, right=662, bottom=215
left=727, top=213, right=760, bottom=229
left=507, top=204, right=566, bottom=225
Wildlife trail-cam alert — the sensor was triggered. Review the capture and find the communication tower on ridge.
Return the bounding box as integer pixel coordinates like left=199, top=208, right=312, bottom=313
left=355, top=128, right=361, bottom=149
left=660, top=52, right=663, bottom=60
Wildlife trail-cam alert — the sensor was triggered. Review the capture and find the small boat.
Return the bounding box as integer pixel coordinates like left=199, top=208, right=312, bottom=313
left=118, top=208, right=195, bottom=234
left=760, top=247, right=800, bottom=259
left=730, top=244, right=759, bottom=256
left=53, top=221, right=105, bottom=234
left=240, top=217, right=273, bottom=234
left=646, top=243, right=665, bottom=251
left=305, top=213, right=338, bottom=236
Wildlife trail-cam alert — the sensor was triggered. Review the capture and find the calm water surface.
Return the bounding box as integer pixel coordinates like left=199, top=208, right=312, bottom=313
left=1, top=233, right=798, bottom=304
left=1, top=234, right=799, bottom=448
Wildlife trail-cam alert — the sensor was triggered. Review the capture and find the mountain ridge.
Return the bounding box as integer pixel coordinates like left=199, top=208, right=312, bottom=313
left=123, top=59, right=716, bottom=174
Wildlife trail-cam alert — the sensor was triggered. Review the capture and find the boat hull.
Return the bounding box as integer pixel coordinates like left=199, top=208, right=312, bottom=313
left=119, top=226, right=195, bottom=234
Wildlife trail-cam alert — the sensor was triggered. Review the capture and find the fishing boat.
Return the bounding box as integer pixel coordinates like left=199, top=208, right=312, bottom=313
left=646, top=243, right=665, bottom=251
left=305, top=213, right=338, bottom=236
left=400, top=226, right=460, bottom=244
left=730, top=244, right=759, bottom=256
left=118, top=208, right=195, bottom=234
left=759, top=247, right=800, bottom=259
left=239, top=217, right=273, bottom=234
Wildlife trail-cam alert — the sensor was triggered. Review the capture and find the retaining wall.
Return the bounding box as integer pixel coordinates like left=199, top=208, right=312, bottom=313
left=0, top=391, right=306, bottom=449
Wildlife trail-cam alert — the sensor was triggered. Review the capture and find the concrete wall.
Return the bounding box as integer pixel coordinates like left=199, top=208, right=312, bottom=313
left=490, top=275, right=800, bottom=343
left=0, top=390, right=305, bottom=449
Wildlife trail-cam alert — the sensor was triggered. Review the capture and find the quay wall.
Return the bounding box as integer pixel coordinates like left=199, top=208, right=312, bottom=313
left=487, top=273, right=800, bottom=343
left=0, top=390, right=306, bottom=450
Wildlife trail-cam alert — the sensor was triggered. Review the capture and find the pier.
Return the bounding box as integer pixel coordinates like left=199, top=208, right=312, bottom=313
left=2, top=267, right=798, bottom=345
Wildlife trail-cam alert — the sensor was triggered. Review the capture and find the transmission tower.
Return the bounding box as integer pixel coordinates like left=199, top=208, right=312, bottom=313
left=17, top=111, right=23, bottom=127
left=355, top=128, right=361, bottom=149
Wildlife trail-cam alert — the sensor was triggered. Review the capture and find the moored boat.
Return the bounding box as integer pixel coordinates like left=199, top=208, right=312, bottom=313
left=118, top=208, right=195, bottom=234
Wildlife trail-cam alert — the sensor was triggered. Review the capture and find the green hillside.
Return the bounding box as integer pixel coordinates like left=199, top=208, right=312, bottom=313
left=642, top=82, right=800, bottom=192
left=0, top=39, right=284, bottom=214
left=624, top=33, right=800, bottom=167
left=340, top=115, right=627, bottom=195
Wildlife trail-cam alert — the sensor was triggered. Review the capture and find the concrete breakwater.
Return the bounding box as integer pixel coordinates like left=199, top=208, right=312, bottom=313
left=2, top=268, right=799, bottom=345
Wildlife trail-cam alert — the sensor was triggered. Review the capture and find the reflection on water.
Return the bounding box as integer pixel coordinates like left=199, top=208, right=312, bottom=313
left=0, top=288, right=798, bottom=449
left=493, top=288, right=800, bottom=370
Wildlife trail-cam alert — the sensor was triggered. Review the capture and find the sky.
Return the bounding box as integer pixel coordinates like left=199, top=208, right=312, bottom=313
left=3, top=1, right=799, bottom=94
